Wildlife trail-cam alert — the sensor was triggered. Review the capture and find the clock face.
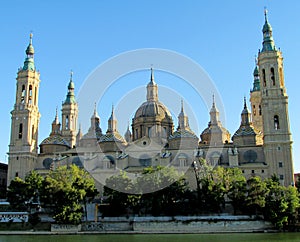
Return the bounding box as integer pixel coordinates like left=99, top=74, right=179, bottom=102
left=243, top=150, right=258, bottom=163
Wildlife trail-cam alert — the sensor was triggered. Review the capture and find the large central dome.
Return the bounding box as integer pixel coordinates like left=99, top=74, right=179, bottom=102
left=134, top=100, right=172, bottom=119
left=131, top=69, right=174, bottom=141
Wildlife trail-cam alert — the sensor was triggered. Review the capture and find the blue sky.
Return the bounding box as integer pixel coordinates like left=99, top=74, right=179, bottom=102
left=1, top=1, right=300, bottom=172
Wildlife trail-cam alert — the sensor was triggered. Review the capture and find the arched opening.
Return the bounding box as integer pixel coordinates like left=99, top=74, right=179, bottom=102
left=34, top=87, right=37, bottom=105
left=253, top=105, right=256, bottom=116
left=262, top=69, right=266, bottom=87
left=103, top=156, right=115, bottom=169
left=28, top=85, right=33, bottom=104
left=259, top=105, right=262, bottom=115
left=18, top=123, right=23, bottom=139
left=21, top=85, right=25, bottom=104
left=270, top=67, right=275, bottom=86
left=66, top=115, right=69, bottom=130
left=274, top=115, right=280, bottom=130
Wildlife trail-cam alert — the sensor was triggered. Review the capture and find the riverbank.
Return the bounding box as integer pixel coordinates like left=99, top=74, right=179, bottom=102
left=0, top=215, right=274, bottom=234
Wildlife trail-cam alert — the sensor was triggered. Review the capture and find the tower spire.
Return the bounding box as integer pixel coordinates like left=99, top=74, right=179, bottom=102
left=64, top=70, right=76, bottom=104
left=51, top=108, right=61, bottom=135
left=150, top=67, right=155, bottom=84
left=107, top=104, right=117, bottom=133
left=178, top=99, right=190, bottom=131
left=23, top=33, right=35, bottom=71
left=54, top=107, right=59, bottom=124
left=262, top=8, right=276, bottom=52
left=147, top=68, right=158, bottom=102
left=241, top=97, right=251, bottom=125
left=210, top=94, right=219, bottom=125
left=252, top=57, right=260, bottom=92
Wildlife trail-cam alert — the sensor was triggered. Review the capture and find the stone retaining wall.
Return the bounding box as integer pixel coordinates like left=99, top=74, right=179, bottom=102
left=81, top=216, right=273, bottom=233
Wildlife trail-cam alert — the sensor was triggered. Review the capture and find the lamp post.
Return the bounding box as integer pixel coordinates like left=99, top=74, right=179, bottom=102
left=192, top=160, right=201, bottom=206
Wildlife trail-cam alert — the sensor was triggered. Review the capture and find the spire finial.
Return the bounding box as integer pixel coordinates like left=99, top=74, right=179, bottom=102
left=93, top=102, right=97, bottom=115
left=150, top=67, right=155, bottom=83
left=264, top=7, right=268, bottom=21
left=54, top=106, right=59, bottom=124
left=70, top=70, right=73, bottom=81
left=244, top=96, right=247, bottom=109
left=212, top=94, right=216, bottom=108
left=181, top=99, right=184, bottom=113
left=29, top=32, right=33, bottom=44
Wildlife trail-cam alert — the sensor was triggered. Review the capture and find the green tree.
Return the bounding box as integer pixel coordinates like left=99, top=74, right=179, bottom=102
left=284, top=186, right=300, bottom=229
left=103, top=166, right=188, bottom=216
left=6, top=177, right=28, bottom=211
left=43, top=165, right=98, bottom=225
left=104, top=171, right=140, bottom=216
left=137, top=166, right=188, bottom=216
left=227, top=168, right=247, bottom=215
left=246, top=176, right=267, bottom=215
left=7, top=171, right=44, bottom=211
left=264, top=176, right=288, bottom=229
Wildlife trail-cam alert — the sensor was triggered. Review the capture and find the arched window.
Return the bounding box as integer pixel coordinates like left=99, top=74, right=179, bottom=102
left=28, top=85, right=33, bottom=104
left=65, top=115, right=69, bottom=130
left=274, top=115, right=280, bottom=130
left=262, top=69, right=266, bottom=87
left=21, top=85, right=25, bottom=104
left=270, top=67, right=275, bottom=86
left=34, top=87, right=37, bottom=105
left=253, top=105, right=256, bottom=116
left=18, top=123, right=23, bottom=139
left=259, top=105, right=262, bottom=115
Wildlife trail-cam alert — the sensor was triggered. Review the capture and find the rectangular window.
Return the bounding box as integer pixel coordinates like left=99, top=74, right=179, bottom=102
left=279, top=162, right=283, bottom=168
left=252, top=170, right=255, bottom=174
left=280, top=175, right=284, bottom=180
left=262, top=170, right=265, bottom=173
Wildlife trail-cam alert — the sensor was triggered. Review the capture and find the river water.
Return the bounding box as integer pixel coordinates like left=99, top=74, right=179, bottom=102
left=0, top=233, right=300, bottom=242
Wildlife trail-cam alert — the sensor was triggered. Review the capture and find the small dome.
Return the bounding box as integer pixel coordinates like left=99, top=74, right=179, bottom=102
left=99, top=132, right=126, bottom=143
left=134, top=101, right=172, bottom=119
left=262, top=21, right=272, bottom=33
left=169, top=129, right=198, bottom=140
left=201, top=125, right=230, bottom=136
left=68, top=80, right=75, bottom=89
left=26, top=44, right=34, bottom=56
left=232, top=126, right=257, bottom=137
left=40, top=135, right=70, bottom=147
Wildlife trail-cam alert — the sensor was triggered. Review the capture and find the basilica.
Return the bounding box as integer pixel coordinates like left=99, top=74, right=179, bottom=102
left=7, top=11, right=294, bottom=189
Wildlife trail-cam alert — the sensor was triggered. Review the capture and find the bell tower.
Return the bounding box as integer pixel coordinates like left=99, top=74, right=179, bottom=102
left=258, top=10, right=294, bottom=186
left=250, top=59, right=263, bottom=134
left=61, top=71, right=78, bottom=148
left=8, top=34, right=41, bottom=183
